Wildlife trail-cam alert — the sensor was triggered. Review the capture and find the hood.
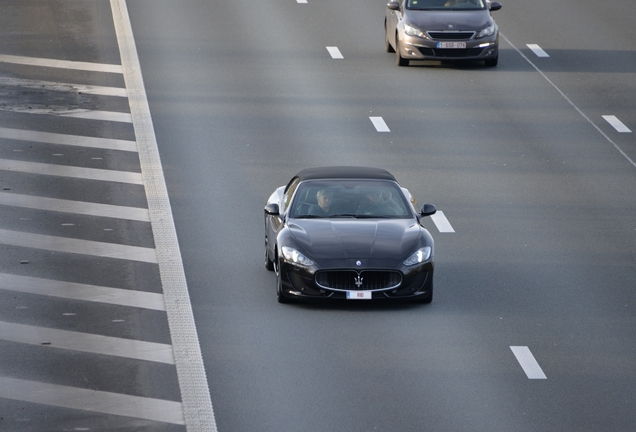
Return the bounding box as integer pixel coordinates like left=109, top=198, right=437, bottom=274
left=288, top=219, right=421, bottom=260
left=406, top=10, right=490, bottom=31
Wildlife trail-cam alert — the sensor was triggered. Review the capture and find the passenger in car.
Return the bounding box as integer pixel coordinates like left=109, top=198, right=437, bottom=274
left=357, top=188, right=400, bottom=216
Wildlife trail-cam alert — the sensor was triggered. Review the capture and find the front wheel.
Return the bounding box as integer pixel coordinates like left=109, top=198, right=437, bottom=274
left=275, top=258, right=291, bottom=304
left=413, top=286, right=433, bottom=304
left=395, top=38, right=409, bottom=66
left=484, top=55, right=498, bottom=67
left=265, top=237, right=274, bottom=271
left=385, top=23, right=395, bottom=53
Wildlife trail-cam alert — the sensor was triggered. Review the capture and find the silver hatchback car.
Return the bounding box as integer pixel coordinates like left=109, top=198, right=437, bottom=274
left=385, top=0, right=502, bottom=67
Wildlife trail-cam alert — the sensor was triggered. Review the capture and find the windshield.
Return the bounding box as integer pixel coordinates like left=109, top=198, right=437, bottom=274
left=407, top=0, right=485, bottom=11
left=289, top=180, right=412, bottom=219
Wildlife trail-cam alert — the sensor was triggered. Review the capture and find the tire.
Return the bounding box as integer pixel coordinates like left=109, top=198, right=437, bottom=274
left=484, top=55, right=498, bottom=67
left=275, top=257, right=291, bottom=304
left=413, top=289, right=433, bottom=304
left=264, top=237, right=274, bottom=271
left=395, top=37, right=409, bottom=66
left=385, top=23, right=395, bottom=53
left=413, top=283, right=433, bottom=304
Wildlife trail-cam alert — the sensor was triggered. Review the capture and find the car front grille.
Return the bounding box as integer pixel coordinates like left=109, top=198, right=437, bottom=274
left=418, top=47, right=484, bottom=58
left=427, top=31, right=475, bottom=40
left=315, top=270, right=402, bottom=291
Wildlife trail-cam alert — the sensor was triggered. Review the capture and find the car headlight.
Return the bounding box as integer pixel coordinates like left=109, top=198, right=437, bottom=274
left=404, top=23, right=428, bottom=39
left=282, top=246, right=314, bottom=266
left=403, top=247, right=432, bottom=266
left=477, top=22, right=496, bottom=38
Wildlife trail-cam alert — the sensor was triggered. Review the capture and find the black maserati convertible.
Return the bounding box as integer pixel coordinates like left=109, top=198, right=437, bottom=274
left=264, top=167, right=437, bottom=303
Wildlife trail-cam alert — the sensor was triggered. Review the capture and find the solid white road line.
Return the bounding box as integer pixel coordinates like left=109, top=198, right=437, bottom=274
left=111, top=1, right=218, bottom=430
left=510, top=346, right=547, bottom=379
left=370, top=116, right=390, bottom=132
left=297, top=0, right=308, bottom=3
left=0, top=77, right=128, bottom=97
left=0, top=159, right=143, bottom=184
left=0, top=229, right=158, bottom=263
left=501, top=34, right=636, bottom=170
left=0, top=127, right=138, bottom=152
left=0, top=54, right=123, bottom=74
left=0, top=193, right=150, bottom=221
left=526, top=44, right=549, bottom=57
left=326, top=46, right=344, bottom=59
left=0, top=273, right=165, bottom=310
left=602, top=115, right=632, bottom=133
left=430, top=211, right=455, bottom=233
left=0, top=321, right=174, bottom=364
left=0, top=376, right=184, bottom=425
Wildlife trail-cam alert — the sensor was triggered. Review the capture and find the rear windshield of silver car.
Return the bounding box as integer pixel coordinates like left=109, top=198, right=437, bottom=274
left=289, top=180, right=413, bottom=219
left=407, top=0, right=485, bottom=11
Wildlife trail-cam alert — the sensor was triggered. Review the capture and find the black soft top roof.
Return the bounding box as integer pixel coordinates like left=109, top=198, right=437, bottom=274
left=294, top=166, right=397, bottom=182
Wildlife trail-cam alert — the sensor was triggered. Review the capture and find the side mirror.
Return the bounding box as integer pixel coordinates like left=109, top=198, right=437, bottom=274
left=387, top=2, right=400, bottom=11
left=264, top=203, right=280, bottom=216
left=420, top=203, right=437, bottom=217
left=489, top=2, right=502, bottom=11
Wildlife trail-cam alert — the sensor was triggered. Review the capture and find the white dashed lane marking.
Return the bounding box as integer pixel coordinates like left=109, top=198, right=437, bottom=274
left=0, top=54, right=123, bottom=73
left=0, top=321, right=174, bottom=363
left=0, top=159, right=143, bottom=184
left=501, top=34, right=636, bottom=169
left=0, top=127, right=138, bottom=152
left=0, top=77, right=128, bottom=97
left=326, top=46, right=344, bottom=59
left=57, top=109, right=132, bottom=123
left=510, top=346, right=547, bottom=379
left=430, top=211, right=455, bottom=233
left=2, top=107, right=133, bottom=123
left=526, top=44, right=549, bottom=57
left=0, top=229, right=158, bottom=263
left=0, top=377, right=184, bottom=425
left=0, top=192, right=150, bottom=221
left=603, top=115, right=632, bottom=133
left=370, top=116, right=390, bottom=132
left=0, top=273, right=165, bottom=310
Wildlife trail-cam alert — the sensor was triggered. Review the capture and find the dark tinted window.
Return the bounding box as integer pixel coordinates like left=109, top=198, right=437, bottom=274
left=290, top=180, right=412, bottom=219
left=407, top=0, right=484, bottom=10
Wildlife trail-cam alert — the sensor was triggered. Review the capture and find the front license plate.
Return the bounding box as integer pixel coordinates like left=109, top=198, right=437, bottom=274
left=347, top=291, right=372, bottom=300
left=436, top=42, right=466, bottom=49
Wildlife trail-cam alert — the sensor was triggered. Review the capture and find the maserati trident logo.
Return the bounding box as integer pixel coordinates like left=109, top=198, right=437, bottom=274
left=448, top=24, right=454, bottom=29
left=354, top=275, right=364, bottom=288
left=356, top=260, right=362, bottom=267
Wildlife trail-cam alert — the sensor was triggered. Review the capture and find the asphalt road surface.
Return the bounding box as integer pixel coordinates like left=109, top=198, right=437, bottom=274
left=1, top=0, right=635, bottom=431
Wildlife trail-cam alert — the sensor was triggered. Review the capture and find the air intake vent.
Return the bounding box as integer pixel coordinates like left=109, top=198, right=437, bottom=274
left=428, top=31, right=475, bottom=40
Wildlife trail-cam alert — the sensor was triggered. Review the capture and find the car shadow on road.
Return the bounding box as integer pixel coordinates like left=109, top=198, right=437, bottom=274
left=405, top=48, right=636, bottom=73
left=286, top=299, right=431, bottom=312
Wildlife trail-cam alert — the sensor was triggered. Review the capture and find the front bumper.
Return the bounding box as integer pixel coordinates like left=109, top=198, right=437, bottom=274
left=400, top=33, right=498, bottom=61
left=279, top=260, right=434, bottom=301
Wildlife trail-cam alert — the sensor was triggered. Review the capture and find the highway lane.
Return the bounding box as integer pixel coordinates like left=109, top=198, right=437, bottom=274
left=126, top=0, right=636, bottom=431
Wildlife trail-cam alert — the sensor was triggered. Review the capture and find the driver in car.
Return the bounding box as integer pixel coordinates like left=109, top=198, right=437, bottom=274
left=308, top=188, right=334, bottom=216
